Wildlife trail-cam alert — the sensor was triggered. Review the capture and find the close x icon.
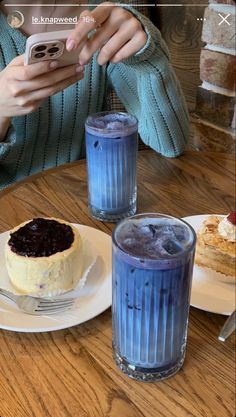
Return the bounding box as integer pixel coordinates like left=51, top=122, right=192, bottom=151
left=218, top=13, right=232, bottom=26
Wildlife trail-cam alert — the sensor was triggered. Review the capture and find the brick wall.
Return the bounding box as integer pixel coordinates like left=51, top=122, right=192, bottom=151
left=194, top=0, right=235, bottom=152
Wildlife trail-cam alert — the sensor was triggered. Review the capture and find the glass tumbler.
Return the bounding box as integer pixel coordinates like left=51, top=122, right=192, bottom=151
left=112, top=213, right=196, bottom=382
left=85, top=111, right=138, bottom=222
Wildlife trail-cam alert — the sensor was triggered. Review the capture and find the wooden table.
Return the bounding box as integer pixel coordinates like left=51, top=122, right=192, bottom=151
left=0, top=150, right=235, bottom=417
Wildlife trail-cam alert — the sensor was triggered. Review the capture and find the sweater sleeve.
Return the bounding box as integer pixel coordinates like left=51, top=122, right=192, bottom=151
left=106, top=5, right=190, bottom=157
left=0, top=125, right=16, bottom=163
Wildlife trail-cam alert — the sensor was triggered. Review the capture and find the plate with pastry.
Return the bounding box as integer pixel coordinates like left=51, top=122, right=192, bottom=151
left=182, top=213, right=235, bottom=316
left=0, top=218, right=112, bottom=332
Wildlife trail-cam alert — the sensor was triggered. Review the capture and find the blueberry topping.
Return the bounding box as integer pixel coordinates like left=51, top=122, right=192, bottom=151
left=8, top=218, right=74, bottom=257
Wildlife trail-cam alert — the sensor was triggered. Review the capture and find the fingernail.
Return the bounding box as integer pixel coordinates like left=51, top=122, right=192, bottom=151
left=49, top=61, right=58, bottom=69
left=66, top=38, right=76, bottom=51
left=76, top=65, right=84, bottom=73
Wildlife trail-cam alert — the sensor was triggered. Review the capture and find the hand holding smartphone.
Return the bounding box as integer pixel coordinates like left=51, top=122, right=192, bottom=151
left=0, top=30, right=85, bottom=119
left=24, top=30, right=81, bottom=68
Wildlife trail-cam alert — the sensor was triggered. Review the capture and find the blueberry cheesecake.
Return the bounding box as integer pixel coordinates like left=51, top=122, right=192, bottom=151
left=5, top=218, right=83, bottom=295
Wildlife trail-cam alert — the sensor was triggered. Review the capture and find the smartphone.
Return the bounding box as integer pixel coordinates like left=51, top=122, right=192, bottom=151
left=24, top=30, right=80, bottom=67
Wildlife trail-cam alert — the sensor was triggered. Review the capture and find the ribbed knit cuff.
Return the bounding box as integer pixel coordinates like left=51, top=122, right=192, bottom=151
left=117, top=5, right=156, bottom=65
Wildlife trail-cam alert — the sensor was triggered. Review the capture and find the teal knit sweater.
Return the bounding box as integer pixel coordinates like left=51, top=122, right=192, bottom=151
left=0, top=3, right=189, bottom=190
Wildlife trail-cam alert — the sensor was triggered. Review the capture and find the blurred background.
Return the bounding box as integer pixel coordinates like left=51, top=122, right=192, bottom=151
left=111, top=0, right=236, bottom=153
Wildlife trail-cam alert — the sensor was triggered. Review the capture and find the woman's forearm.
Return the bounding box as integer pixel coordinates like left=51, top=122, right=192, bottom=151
left=0, top=117, right=11, bottom=141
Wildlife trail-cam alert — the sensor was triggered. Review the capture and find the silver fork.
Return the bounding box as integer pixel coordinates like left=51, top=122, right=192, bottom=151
left=218, top=310, right=236, bottom=342
left=0, top=288, right=75, bottom=315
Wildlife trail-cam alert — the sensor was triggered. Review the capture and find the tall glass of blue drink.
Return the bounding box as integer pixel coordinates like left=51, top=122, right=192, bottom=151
left=85, top=111, right=138, bottom=222
left=112, top=213, right=196, bottom=382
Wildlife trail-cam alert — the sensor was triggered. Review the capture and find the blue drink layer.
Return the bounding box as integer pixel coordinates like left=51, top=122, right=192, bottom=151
left=85, top=112, right=138, bottom=220
left=112, top=215, right=196, bottom=380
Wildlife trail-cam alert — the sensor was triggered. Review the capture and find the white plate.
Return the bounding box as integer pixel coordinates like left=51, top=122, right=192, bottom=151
left=0, top=225, right=112, bottom=332
left=183, top=215, right=235, bottom=316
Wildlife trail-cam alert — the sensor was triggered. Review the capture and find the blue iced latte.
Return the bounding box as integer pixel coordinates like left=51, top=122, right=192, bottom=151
left=85, top=112, right=138, bottom=222
left=112, top=213, right=196, bottom=381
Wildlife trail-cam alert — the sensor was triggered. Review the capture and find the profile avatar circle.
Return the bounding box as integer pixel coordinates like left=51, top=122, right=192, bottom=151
left=7, top=11, right=24, bottom=29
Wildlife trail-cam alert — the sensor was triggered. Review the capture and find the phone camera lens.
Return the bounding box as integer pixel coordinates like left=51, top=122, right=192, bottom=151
left=35, top=52, right=46, bottom=59
left=35, top=45, right=47, bottom=52
left=48, top=47, right=59, bottom=54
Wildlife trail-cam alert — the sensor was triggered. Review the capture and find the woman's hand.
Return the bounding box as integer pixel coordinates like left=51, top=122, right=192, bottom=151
left=66, top=2, right=147, bottom=65
left=0, top=55, right=84, bottom=118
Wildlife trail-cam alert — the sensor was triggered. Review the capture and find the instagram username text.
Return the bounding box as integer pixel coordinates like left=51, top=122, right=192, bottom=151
left=32, top=16, right=96, bottom=25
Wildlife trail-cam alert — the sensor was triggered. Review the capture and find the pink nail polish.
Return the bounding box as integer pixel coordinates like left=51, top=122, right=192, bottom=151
left=76, top=65, right=84, bottom=73
left=66, top=39, right=76, bottom=52
left=49, top=61, right=58, bottom=69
